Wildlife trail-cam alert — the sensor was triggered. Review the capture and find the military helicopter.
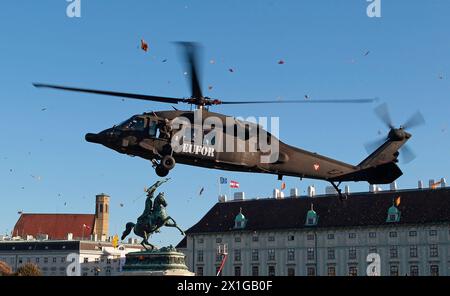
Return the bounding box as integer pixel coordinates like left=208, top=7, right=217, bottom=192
left=33, top=42, right=424, bottom=200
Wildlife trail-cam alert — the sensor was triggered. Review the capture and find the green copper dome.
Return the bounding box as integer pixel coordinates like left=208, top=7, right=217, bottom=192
left=386, top=205, right=401, bottom=223
left=234, top=208, right=247, bottom=229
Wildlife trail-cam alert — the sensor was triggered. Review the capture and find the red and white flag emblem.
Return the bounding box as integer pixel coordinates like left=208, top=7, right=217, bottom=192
left=230, top=180, right=240, bottom=189
left=313, top=164, right=320, bottom=171
left=83, top=224, right=90, bottom=229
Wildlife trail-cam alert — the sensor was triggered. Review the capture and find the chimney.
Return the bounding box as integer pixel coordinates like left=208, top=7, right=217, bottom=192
left=273, top=189, right=280, bottom=199
left=278, top=191, right=285, bottom=199
left=441, top=178, right=447, bottom=188
left=390, top=181, right=398, bottom=191
left=128, top=238, right=133, bottom=244
left=290, top=188, right=299, bottom=198
left=325, top=186, right=337, bottom=195
left=26, top=235, right=34, bottom=241
left=429, top=179, right=435, bottom=188
left=418, top=180, right=423, bottom=189
left=67, top=233, right=73, bottom=241
left=94, top=194, right=110, bottom=239
left=307, top=185, right=316, bottom=197
left=344, top=185, right=350, bottom=195
left=234, top=192, right=245, bottom=201
left=218, top=195, right=227, bottom=203
left=369, top=184, right=378, bottom=193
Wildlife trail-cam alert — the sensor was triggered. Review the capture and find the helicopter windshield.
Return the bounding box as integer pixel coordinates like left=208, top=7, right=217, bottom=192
left=117, top=117, right=146, bottom=131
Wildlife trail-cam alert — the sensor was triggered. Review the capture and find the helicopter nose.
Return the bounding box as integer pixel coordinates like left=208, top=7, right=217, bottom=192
left=85, top=133, right=102, bottom=144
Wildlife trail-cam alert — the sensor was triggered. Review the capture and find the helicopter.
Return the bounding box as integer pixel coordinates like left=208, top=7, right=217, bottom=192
left=33, top=42, right=424, bottom=200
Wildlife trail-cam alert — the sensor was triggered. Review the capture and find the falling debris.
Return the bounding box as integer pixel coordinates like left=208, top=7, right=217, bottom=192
left=278, top=60, right=285, bottom=65
left=199, top=187, right=205, bottom=196
left=9, top=169, right=13, bottom=173
left=438, top=74, right=444, bottom=80
left=64, top=202, right=67, bottom=206
left=377, top=130, right=382, bottom=135
left=208, top=86, right=213, bottom=90
left=162, top=59, right=167, bottom=63
left=183, top=71, right=188, bottom=75
left=209, top=59, right=215, bottom=64
left=41, top=108, right=47, bottom=111
left=140, top=39, right=149, bottom=52
left=228, top=68, right=234, bottom=73
left=364, top=50, right=370, bottom=56
left=281, top=182, right=286, bottom=190
left=21, top=187, right=25, bottom=190
left=30, top=175, right=41, bottom=181
left=304, top=95, right=310, bottom=100
left=17, top=211, right=23, bottom=215
left=120, top=203, right=124, bottom=207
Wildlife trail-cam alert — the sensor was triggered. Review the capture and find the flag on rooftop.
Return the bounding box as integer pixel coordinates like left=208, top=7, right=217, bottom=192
left=230, top=180, right=239, bottom=189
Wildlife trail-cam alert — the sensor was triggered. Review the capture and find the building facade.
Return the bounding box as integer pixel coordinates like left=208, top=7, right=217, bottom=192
left=177, top=187, right=450, bottom=276
left=0, top=239, right=142, bottom=276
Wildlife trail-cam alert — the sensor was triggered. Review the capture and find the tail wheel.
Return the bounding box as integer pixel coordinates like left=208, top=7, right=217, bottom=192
left=161, top=155, right=176, bottom=171
left=155, top=166, right=169, bottom=177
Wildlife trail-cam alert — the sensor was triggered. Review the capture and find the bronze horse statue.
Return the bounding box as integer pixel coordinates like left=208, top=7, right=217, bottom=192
left=121, top=178, right=185, bottom=250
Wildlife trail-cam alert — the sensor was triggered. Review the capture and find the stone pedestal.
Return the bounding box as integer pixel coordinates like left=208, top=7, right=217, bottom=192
left=121, top=246, right=194, bottom=276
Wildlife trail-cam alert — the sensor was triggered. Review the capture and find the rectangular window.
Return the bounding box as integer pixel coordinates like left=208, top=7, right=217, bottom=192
left=287, top=249, right=295, bottom=261
left=251, top=249, right=259, bottom=261
left=430, top=265, right=439, bottom=276
left=429, top=230, right=437, bottom=236
left=252, top=266, right=259, bottom=276
left=328, top=248, right=335, bottom=260
left=389, top=231, right=397, bottom=238
left=268, top=266, right=275, bottom=276
left=53, top=257, right=57, bottom=263
left=95, top=258, right=100, bottom=263
left=216, top=237, right=222, bottom=243
left=268, top=249, right=275, bottom=261
left=233, top=250, right=241, bottom=262
left=349, top=247, right=357, bottom=260
left=369, top=247, right=377, bottom=254
left=83, top=257, right=88, bottom=263
left=390, top=265, right=399, bottom=276
left=307, top=248, right=315, bottom=260
left=288, top=235, right=295, bottom=241
left=234, top=266, right=241, bottom=276
left=287, top=267, right=295, bottom=276
left=307, top=234, right=315, bottom=240
left=390, top=246, right=398, bottom=259
left=328, top=266, right=336, bottom=276
left=348, top=233, right=356, bottom=239
left=327, top=233, right=335, bottom=240
left=106, top=259, right=111, bottom=265
left=35, top=258, right=40, bottom=263
left=410, top=265, right=419, bottom=276
left=234, top=237, right=241, bottom=243
left=409, top=231, right=417, bottom=237
left=252, top=236, right=259, bottom=242
left=307, top=266, right=316, bottom=276
left=410, top=246, right=418, bottom=258
left=198, top=238, right=204, bottom=244
left=430, top=245, right=438, bottom=257
left=197, top=250, right=204, bottom=262
left=369, top=232, right=377, bottom=238
left=348, top=266, right=358, bottom=276
left=61, top=257, right=65, bottom=263
left=268, top=236, right=275, bottom=242
left=216, top=254, right=223, bottom=262
left=44, top=258, right=48, bottom=263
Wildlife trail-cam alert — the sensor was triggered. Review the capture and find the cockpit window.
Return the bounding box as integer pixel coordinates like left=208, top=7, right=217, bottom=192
left=148, top=121, right=158, bottom=137
left=118, top=117, right=146, bottom=131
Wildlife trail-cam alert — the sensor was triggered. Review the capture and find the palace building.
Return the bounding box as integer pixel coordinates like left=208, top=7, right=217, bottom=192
left=177, top=180, right=450, bottom=276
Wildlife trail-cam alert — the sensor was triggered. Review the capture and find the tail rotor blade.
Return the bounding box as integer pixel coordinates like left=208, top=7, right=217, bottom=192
left=400, top=144, right=416, bottom=164
left=403, top=111, right=425, bottom=130
left=364, top=137, right=387, bottom=154
left=374, top=103, right=394, bottom=129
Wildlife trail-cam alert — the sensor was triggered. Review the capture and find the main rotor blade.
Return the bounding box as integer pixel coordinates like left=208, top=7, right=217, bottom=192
left=374, top=103, right=394, bottom=129
left=400, top=144, right=416, bottom=164
left=220, top=98, right=378, bottom=105
left=33, top=83, right=183, bottom=104
left=403, top=111, right=425, bottom=130
left=177, top=42, right=203, bottom=99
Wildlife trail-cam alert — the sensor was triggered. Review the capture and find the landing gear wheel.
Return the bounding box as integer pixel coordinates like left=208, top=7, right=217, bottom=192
left=161, top=155, right=176, bottom=171
left=155, top=166, right=169, bottom=177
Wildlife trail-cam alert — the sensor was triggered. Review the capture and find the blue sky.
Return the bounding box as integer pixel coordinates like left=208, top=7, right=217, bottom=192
left=0, top=1, right=449, bottom=246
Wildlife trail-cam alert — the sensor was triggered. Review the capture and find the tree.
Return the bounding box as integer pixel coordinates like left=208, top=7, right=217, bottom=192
left=16, top=263, right=42, bottom=276
left=0, top=261, right=12, bottom=276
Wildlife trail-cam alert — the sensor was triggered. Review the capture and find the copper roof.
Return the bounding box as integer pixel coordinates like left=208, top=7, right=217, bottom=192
left=13, top=214, right=95, bottom=240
